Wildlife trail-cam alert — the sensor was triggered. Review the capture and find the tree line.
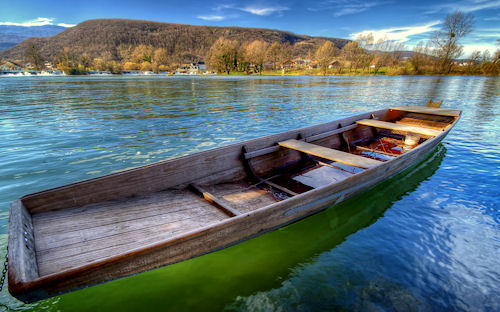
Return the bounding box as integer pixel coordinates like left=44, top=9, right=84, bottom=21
left=23, top=11, right=499, bottom=75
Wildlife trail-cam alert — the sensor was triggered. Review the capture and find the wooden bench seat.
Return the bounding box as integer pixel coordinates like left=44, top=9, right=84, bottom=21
left=356, top=119, right=443, bottom=137
left=278, top=139, right=382, bottom=169
left=390, top=105, right=461, bottom=117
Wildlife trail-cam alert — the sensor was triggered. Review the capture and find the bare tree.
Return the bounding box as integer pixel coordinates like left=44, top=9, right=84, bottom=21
left=25, top=44, right=44, bottom=70
left=152, top=48, right=168, bottom=72
left=340, top=41, right=364, bottom=72
left=315, top=41, right=338, bottom=74
left=431, top=11, right=474, bottom=73
left=356, top=34, right=374, bottom=71
left=207, top=37, right=239, bottom=74
left=410, top=41, right=433, bottom=74
left=266, top=42, right=282, bottom=70
left=246, top=40, right=268, bottom=74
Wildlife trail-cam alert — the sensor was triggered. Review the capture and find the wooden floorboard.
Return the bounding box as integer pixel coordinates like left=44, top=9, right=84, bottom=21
left=205, top=182, right=277, bottom=214
left=33, top=189, right=231, bottom=276
left=36, top=211, right=224, bottom=276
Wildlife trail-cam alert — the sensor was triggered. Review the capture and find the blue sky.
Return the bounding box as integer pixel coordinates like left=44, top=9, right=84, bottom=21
left=1, top=0, right=499, bottom=56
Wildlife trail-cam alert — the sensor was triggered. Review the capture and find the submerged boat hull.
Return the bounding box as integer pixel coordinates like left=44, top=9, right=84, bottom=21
left=8, top=106, right=460, bottom=302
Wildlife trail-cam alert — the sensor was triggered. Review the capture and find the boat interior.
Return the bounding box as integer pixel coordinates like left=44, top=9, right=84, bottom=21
left=21, top=106, right=459, bottom=277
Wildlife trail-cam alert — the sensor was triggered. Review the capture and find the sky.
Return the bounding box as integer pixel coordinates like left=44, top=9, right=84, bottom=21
left=1, top=0, right=499, bottom=56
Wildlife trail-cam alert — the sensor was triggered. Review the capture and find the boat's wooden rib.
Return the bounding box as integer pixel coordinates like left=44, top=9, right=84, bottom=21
left=278, top=139, right=382, bottom=169
left=7, top=106, right=460, bottom=303
left=390, top=105, right=461, bottom=117
left=189, top=183, right=241, bottom=217
left=356, top=119, right=443, bottom=137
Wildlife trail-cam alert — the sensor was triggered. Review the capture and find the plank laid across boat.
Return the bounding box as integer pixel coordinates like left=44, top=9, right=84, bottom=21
left=8, top=105, right=460, bottom=302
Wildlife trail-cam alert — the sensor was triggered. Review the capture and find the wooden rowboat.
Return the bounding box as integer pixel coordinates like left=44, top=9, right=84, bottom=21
left=8, top=105, right=460, bottom=302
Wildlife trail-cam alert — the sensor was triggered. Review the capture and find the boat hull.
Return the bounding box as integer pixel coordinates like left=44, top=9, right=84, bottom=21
left=8, top=107, right=459, bottom=302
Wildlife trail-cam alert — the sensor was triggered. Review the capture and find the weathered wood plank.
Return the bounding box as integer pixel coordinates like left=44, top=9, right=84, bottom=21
left=34, top=202, right=224, bottom=251
left=189, top=184, right=241, bottom=217
left=36, top=211, right=225, bottom=276
left=278, top=139, right=382, bottom=169
left=32, top=190, right=210, bottom=234
left=357, top=119, right=443, bottom=137
left=8, top=200, right=39, bottom=298
left=390, top=105, right=460, bottom=117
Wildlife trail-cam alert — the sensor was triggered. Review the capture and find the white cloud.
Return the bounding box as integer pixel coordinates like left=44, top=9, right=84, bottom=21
left=197, top=15, right=225, bottom=21
left=350, top=21, right=442, bottom=44
left=239, top=5, right=289, bottom=16
left=308, top=1, right=389, bottom=17
left=463, top=43, right=498, bottom=56
left=57, top=23, right=76, bottom=27
left=334, top=2, right=386, bottom=17
left=426, top=0, right=500, bottom=14
left=0, top=17, right=74, bottom=27
left=0, top=17, right=53, bottom=27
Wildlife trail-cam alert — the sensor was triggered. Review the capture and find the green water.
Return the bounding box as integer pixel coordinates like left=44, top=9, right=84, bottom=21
left=0, top=75, right=498, bottom=311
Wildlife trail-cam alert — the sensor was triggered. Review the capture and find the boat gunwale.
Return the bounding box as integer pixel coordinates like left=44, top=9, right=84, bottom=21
left=9, top=107, right=460, bottom=300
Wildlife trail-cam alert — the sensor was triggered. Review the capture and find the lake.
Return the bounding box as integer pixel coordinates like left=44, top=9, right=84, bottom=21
left=0, top=75, right=498, bottom=311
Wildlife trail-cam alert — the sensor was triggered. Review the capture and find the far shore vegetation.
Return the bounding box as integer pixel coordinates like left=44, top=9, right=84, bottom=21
left=4, top=11, right=499, bottom=76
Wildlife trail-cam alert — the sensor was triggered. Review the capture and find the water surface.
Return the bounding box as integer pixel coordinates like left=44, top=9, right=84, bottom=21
left=0, top=75, right=498, bottom=311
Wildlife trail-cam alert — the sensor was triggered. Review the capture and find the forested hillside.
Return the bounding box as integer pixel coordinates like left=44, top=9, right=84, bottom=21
left=0, top=19, right=348, bottom=66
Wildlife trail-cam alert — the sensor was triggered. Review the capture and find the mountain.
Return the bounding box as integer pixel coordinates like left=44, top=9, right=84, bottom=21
left=0, top=25, right=66, bottom=50
left=0, top=19, right=349, bottom=64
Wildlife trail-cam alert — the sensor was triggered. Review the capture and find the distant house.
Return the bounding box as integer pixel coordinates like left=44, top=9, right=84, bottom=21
left=293, top=59, right=311, bottom=69
left=0, top=61, right=22, bottom=70
left=196, top=61, right=206, bottom=71
left=176, top=61, right=207, bottom=74
left=309, top=61, right=320, bottom=69
left=263, top=62, right=274, bottom=71
left=328, top=61, right=341, bottom=69
left=282, top=60, right=295, bottom=70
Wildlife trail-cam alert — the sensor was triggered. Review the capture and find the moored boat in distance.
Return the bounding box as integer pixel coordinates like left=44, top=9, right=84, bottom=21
left=8, top=105, right=460, bottom=302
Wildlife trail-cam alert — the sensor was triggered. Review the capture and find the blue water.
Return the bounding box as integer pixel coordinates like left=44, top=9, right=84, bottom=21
left=0, top=75, right=498, bottom=311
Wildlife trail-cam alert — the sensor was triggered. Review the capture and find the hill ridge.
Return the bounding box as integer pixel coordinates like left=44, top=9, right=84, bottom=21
left=0, top=18, right=349, bottom=65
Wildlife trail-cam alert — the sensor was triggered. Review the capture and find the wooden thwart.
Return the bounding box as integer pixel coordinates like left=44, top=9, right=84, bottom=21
left=390, top=105, right=460, bottom=117
left=356, top=119, right=443, bottom=137
left=278, top=139, right=382, bottom=169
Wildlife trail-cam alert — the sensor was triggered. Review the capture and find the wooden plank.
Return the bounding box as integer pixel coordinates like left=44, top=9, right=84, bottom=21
left=36, top=211, right=225, bottom=276
left=189, top=184, right=241, bottom=217
left=390, top=105, right=460, bottom=117
left=32, top=190, right=210, bottom=232
left=244, top=145, right=280, bottom=159
left=8, top=200, right=39, bottom=298
left=357, top=119, right=443, bottom=137
left=34, top=202, right=224, bottom=251
left=278, top=139, right=382, bottom=169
